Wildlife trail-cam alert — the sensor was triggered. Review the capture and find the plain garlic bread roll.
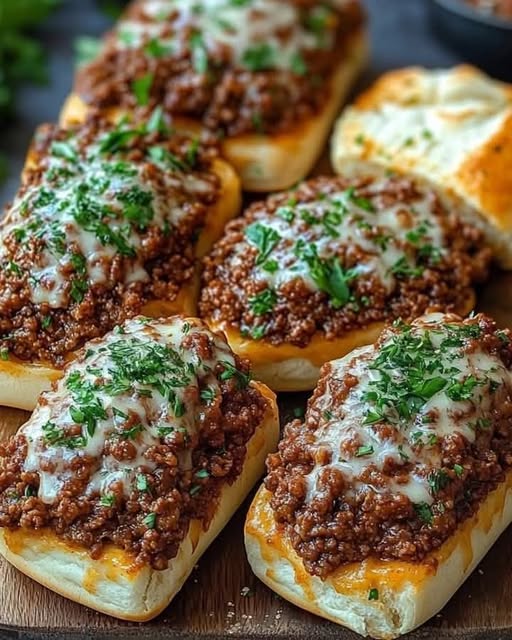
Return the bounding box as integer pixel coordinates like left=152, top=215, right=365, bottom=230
left=199, top=174, right=492, bottom=392
left=0, top=115, right=240, bottom=411
left=246, top=312, right=512, bottom=639
left=62, top=0, right=368, bottom=191
left=0, top=315, right=279, bottom=621
left=331, top=65, right=512, bottom=267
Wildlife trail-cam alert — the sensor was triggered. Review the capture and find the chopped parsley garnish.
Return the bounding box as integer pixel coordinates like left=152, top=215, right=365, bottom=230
left=195, top=469, right=209, bottom=479
left=368, top=588, right=379, bottom=601
left=248, top=288, right=277, bottom=316
left=445, top=375, right=483, bottom=402
left=136, top=474, right=149, bottom=492
left=219, top=361, right=250, bottom=388
left=276, top=206, right=295, bottom=223
left=149, top=145, right=187, bottom=172
left=242, top=43, right=275, bottom=71
left=200, top=387, right=216, bottom=404
left=360, top=322, right=487, bottom=429
left=245, top=223, right=280, bottom=266
left=131, top=72, right=153, bottom=106
left=51, top=140, right=78, bottom=163
left=143, top=512, right=157, bottom=529
left=414, top=502, right=433, bottom=525
left=428, top=469, right=449, bottom=494
left=41, top=315, right=52, bottom=329
left=453, top=464, right=464, bottom=477
left=290, top=51, right=307, bottom=75
left=345, top=187, right=375, bottom=212
left=41, top=420, right=87, bottom=449
left=100, top=494, right=115, bottom=507
left=145, top=106, right=171, bottom=135
left=391, top=256, right=424, bottom=278
left=190, top=32, right=208, bottom=74
left=295, top=241, right=357, bottom=308
left=355, top=444, right=374, bottom=457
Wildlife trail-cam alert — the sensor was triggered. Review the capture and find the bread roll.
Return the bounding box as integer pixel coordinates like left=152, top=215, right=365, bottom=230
left=331, top=65, right=512, bottom=267
left=0, top=117, right=240, bottom=410
left=0, top=316, right=279, bottom=620
left=61, top=0, right=368, bottom=191
left=245, top=312, right=512, bottom=638
left=200, top=173, right=489, bottom=392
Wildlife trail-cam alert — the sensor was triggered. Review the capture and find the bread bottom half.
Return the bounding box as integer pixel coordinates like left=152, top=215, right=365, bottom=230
left=0, top=157, right=241, bottom=412
left=0, top=382, right=279, bottom=621
left=60, top=30, right=368, bottom=192
left=245, top=477, right=512, bottom=640
left=207, top=291, right=475, bottom=392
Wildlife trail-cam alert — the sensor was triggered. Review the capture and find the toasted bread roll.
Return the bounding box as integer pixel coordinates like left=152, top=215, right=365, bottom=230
left=0, top=316, right=279, bottom=620
left=0, top=117, right=240, bottom=410
left=246, top=312, right=512, bottom=638
left=62, top=0, right=367, bottom=191
left=331, top=65, right=512, bottom=267
left=199, top=174, right=490, bottom=392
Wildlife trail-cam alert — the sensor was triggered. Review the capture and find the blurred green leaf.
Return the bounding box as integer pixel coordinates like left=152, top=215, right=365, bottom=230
left=0, top=0, right=60, bottom=30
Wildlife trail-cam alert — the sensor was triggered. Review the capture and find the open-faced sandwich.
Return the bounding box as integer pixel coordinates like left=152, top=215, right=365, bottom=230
left=245, top=312, right=512, bottom=639
left=0, top=114, right=240, bottom=410
left=199, top=173, right=492, bottom=392
left=331, top=65, right=512, bottom=266
left=62, top=0, right=368, bottom=191
left=0, top=315, right=279, bottom=620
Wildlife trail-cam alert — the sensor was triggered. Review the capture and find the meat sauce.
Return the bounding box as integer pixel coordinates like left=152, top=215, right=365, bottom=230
left=199, top=174, right=491, bottom=346
left=75, top=0, right=365, bottom=137
left=265, top=313, right=512, bottom=578
left=0, top=115, right=220, bottom=365
left=0, top=317, right=268, bottom=570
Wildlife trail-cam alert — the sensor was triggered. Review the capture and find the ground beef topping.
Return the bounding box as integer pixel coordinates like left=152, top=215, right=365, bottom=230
left=0, top=316, right=267, bottom=570
left=265, top=312, right=512, bottom=579
left=200, top=174, right=491, bottom=346
left=75, top=0, right=365, bottom=137
left=0, top=114, right=220, bottom=365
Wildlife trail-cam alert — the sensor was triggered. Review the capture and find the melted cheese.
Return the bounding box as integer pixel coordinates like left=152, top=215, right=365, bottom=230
left=22, top=317, right=236, bottom=504
left=113, top=0, right=343, bottom=71
left=223, top=178, right=448, bottom=333
left=304, top=313, right=512, bottom=507
left=0, top=127, right=212, bottom=309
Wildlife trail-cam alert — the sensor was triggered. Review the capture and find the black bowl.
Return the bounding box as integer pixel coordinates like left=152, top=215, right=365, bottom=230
left=430, top=0, right=512, bottom=80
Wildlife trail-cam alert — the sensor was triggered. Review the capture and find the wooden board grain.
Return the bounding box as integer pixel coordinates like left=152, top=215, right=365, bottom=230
left=0, top=272, right=512, bottom=640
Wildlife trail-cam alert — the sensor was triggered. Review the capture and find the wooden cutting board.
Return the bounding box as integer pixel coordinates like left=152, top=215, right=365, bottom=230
left=0, top=270, right=511, bottom=639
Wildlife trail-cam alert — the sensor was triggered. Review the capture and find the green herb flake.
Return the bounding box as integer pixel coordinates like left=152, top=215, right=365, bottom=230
left=242, top=43, right=275, bottom=71
left=453, top=464, right=464, bottom=477
left=245, top=222, right=280, bottom=266
left=136, top=474, right=149, bottom=492
left=355, top=444, right=374, bottom=457
left=368, top=588, right=379, bottom=601
left=414, top=502, right=433, bottom=525
left=190, top=32, right=208, bottom=74
left=143, top=512, right=157, bottom=529
left=248, top=288, right=277, bottom=316
left=132, top=72, right=154, bottom=106
left=100, top=494, right=115, bottom=507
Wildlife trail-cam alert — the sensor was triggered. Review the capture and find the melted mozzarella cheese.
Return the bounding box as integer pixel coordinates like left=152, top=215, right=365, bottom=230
left=22, top=317, right=235, bottom=504
left=235, top=180, right=446, bottom=303
left=0, top=135, right=212, bottom=309
left=304, top=313, right=512, bottom=507
left=116, top=0, right=337, bottom=70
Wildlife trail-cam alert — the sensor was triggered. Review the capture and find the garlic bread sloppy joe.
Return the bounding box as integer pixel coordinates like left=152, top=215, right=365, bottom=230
left=200, top=175, right=491, bottom=391
left=63, top=0, right=367, bottom=190
left=331, top=65, right=512, bottom=266
left=0, top=115, right=240, bottom=410
left=246, top=312, right=512, bottom=638
left=0, top=316, right=279, bottom=620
